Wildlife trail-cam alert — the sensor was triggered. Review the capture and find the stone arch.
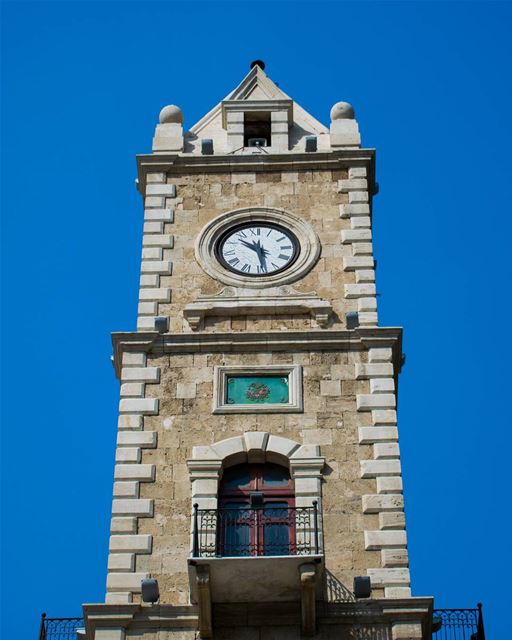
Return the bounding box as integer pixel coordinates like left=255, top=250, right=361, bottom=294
left=187, top=432, right=325, bottom=511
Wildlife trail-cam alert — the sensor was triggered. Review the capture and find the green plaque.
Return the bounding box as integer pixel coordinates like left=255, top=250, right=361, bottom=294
left=226, top=375, right=289, bottom=405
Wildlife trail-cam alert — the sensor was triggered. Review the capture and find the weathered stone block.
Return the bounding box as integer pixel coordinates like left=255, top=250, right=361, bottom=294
left=360, top=459, right=401, bottom=478
left=362, top=494, right=404, bottom=513
left=119, top=398, right=159, bottom=415
left=112, top=499, right=153, bottom=517
left=106, top=572, right=149, bottom=592
left=357, top=394, right=396, bottom=410
left=114, top=464, right=155, bottom=481
left=364, top=530, right=407, bottom=549
left=121, top=368, right=160, bottom=383
left=109, top=534, right=152, bottom=553
left=117, top=431, right=157, bottom=447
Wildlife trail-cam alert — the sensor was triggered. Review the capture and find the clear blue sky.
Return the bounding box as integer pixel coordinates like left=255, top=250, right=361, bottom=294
left=1, top=1, right=511, bottom=638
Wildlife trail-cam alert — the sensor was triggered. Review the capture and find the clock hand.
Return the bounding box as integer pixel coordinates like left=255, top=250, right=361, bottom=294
left=239, top=239, right=260, bottom=253
left=255, top=241, right=268, bottom=271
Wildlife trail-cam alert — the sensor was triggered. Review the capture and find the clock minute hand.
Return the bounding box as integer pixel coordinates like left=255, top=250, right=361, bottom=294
left=255, top=240, right=268, bottom=271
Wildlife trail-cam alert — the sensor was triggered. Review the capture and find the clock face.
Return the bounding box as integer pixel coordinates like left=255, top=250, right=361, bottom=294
left=216, top=223, right=300, bottom=276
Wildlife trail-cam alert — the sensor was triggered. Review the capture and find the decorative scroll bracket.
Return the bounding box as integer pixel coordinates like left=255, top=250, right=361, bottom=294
left=184, top=286, right=332, bottom=330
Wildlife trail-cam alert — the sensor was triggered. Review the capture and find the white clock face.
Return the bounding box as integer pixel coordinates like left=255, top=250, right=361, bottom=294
left=217, top=223, right=299, bottom=276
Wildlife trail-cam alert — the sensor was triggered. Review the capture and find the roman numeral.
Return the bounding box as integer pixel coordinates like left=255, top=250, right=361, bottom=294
left=228, top=258, right=240, bottom=266
left=257, top=265, right=267, bottom=273
left=280, top=245, right=292, bottom=250
left=241, top=263, right=251, bottom=272
left=278, top=253, right=290, bottom=261
left=271, top=262, right=279, bottom=269
left=249, top=228, right=257, bottom=236
left=237, top=230, right=247, bottom=239
left=224, top=250, right=235, bottom=255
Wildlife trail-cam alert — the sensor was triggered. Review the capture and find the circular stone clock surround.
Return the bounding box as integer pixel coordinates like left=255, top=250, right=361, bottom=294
left=195, top=207, right=321, bottom=289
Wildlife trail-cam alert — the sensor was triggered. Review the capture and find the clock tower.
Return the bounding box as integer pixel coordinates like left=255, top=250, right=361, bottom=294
left=83, top=62, right=433, bottom=640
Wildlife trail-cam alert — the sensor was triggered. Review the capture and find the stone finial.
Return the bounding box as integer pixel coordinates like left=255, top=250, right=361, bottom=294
left=330, top=101, right=355, bottom=121
left=159, top=105, right=183, bottom=125
left=153, top=105, right=184, bottom=153
left=330, top=101, right=360, bottom=148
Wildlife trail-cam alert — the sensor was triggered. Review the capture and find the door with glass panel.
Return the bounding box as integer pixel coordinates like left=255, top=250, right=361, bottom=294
left=218, top=463, right=295, bottom=556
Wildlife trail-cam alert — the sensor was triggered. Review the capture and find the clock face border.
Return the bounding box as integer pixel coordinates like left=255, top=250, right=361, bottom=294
left=215, top=221, right=300, bottom=278
left=195, top=206, right=321, bottom=289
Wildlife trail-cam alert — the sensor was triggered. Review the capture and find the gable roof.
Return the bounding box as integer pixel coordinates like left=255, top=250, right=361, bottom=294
left=188, top=64, right=328, bottom=136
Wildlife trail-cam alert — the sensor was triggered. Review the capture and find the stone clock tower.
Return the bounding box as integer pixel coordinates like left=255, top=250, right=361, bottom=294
left=83, top=63, right=433, bottom=640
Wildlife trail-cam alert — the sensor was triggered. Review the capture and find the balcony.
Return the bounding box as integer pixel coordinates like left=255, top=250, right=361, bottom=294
left=187, top=503, right=323, bottom=636
left=38, top=614, right=84, bottom=640
left=432, top=605, right=485, bottom=640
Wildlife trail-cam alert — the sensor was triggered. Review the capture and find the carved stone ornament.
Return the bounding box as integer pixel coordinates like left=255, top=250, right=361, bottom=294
left=183, top=286, right=332, bottom=330
left=194, top=207, right=321, bottom=289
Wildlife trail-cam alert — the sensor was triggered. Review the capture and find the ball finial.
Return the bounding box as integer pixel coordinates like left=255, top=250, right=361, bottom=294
left=330, top=102, right=355, bottom=121
left=250, top=59, right=266, bottom=71
left=159, top=105, right=183, bottom=124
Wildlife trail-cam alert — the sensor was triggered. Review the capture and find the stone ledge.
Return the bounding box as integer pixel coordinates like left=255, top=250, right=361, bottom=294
left=184, top=288, right=332, bottom=330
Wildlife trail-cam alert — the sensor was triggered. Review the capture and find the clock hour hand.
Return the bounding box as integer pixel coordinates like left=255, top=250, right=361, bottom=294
left=239, top=239, right=260, bottom=253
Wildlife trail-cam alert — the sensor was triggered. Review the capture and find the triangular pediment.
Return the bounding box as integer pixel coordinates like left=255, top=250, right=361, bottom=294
left=188, top=64, right=328, bottom=143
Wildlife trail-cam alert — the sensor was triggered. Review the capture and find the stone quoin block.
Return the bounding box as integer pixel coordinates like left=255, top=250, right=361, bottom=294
left=106, top=572, right=150, bottom=592
left=341, top=229, right=372, bottom=244
left=362, top=494, right=404, bottom=513
left=111, top=499, right=153, bottom=517
left=144, top=208, right=174, bottom=222
left=121, top=368, right=160, bottom=383
left=114, top=464, right=156, bottom=481
left=356, top=393, right=396, bottom=410
left=364, top=530, right=407, bottom=550
left=360, top=459, right=402, bottom=478
left=119, top=398, right=159, bottom=415
left=145, top=183, right=176, bottom=197
left=358, top=426, right=399, bottom=443
left=339, top=203, right=371, bottom=218
left=142, top=234, right=174, bottom=248
left=109, top=534, right=153, bottom=553
left=117, top=431, right=157, bottom=447
left=356, top=363, right=394, bottom=379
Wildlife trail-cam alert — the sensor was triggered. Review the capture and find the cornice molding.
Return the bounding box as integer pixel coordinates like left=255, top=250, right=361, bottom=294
left=136, top=149, right=376, bottom=192
left=111, top=327, right=402, bottom=380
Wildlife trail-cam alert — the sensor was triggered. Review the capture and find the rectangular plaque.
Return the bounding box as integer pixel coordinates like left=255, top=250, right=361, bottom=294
left=226, top=375, right=290, bottom=405
left=213, top=365, right=303, bottom=414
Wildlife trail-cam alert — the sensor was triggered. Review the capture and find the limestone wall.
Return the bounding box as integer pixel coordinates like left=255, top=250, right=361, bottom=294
left=137, top=166, right=377, bottom=333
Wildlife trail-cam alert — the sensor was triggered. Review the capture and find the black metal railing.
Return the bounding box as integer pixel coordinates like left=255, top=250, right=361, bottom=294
left=39, top=614, right=84, bottom=640
left=192, top=502, right=322, bottom=558
left=432, top=604, right=485, bottom=640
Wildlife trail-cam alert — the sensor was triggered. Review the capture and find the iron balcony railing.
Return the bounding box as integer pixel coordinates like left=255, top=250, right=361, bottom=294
left=192, top=502, right=322, bottom=558
left=38, top=614, right=84, bottom=640
left=432, top=604, right=485, bottom=640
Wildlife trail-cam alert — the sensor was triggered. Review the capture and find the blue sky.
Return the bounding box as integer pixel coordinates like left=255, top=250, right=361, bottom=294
left=1, top=1, right=511, bottom=638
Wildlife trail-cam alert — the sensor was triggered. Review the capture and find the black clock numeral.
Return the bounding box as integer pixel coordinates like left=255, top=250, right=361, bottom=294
left=249, top=228, right=258, bottom=236
left=266, top=229, right=273, bottom=237
left=271, top=262, right=280, bottom=269
left=237, top=230, right=248, bottom=239
left=257, top=265, right=267, bottom=273
left=228, top=257, right=240, bottom=266
left=224, top=250, right=235, bottom=256
left=280, top=245, right=292, bottom=250
left=278, top=253, right=290, bottom=261
left=241, top=263, right=251, bottom=272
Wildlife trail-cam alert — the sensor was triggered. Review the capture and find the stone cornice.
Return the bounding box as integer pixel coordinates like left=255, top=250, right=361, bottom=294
left=111, top=327, right=402, bottom=380
left=82, top=603, right=199, bottom=636
left=136, top=149, right=376, bottom=192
